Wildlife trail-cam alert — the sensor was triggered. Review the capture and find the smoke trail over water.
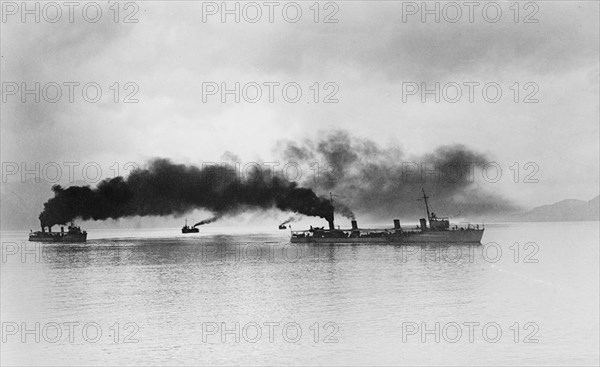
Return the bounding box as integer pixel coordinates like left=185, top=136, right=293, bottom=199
left=38, top=130, right=514, bottom=228
left=39, top=159, right=335, bottom=228
left=279, top=215, right=302, bottom=227
left=193, top=216, right=221, bottom=227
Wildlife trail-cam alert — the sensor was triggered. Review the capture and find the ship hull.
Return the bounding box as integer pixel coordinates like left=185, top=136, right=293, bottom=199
left=28, top=233, right=87, bottom=243
left=290, top=229, right=484, bottom=244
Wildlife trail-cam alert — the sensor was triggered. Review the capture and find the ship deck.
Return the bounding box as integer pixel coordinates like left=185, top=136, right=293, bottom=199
left=290, top=228, right=484, bottom=244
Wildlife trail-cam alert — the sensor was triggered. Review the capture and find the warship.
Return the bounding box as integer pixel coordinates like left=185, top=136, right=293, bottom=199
left=290, top=189, right=484, bottom=244
left=181, top=219, right=200, bottom=233
left=29, top=223, right=87, bottom=242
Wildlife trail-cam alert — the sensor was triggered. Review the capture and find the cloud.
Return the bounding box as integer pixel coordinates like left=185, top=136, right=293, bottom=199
left=1, top=1, right=598, bottom=211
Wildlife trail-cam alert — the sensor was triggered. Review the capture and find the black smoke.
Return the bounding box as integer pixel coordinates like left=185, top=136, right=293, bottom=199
left=277, top=130, right=517, bottom=219
left=193, top=216, right=220, bottom=227
left=38, top=131, right=516, bottom=228
left=39, top=159, right=335, bottom=228
left=279, top=215, right=302, bottom=227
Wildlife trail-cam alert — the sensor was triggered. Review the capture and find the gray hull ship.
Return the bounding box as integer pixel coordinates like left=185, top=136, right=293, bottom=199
left=29, top=223, right=87, bottom=242
left=290, top=189, right=484, bottom=244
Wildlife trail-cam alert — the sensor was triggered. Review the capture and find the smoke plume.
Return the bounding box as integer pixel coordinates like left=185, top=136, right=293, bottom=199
left=279, top=215, right=302, bottom=227
left=39, top=159, right=334, bottom=228
left=38, top=130, right=516, bottom=228
left=332, top=201, right=356, bottom=220
left=277, top=130, right=516, bottom=219
left=193, top=216, right=221, bottom=227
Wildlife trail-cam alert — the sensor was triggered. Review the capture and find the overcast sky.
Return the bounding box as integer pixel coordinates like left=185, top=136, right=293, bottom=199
left=1, top=1, right=599, bottom=209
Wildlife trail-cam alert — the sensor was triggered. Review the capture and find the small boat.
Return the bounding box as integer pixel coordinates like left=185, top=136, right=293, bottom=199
left=182, top=219, right=199, bottom=233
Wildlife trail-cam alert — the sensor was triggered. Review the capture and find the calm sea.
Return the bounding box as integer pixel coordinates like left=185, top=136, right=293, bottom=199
left=1, top=222, right=598, bottom=366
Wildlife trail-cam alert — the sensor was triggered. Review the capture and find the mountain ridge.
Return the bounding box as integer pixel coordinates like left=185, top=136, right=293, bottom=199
left=514, top=196, right=599, bottom=222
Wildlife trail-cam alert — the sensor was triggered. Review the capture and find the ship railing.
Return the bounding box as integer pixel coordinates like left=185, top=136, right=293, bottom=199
left=292, top=224, right=483, bottom=235
left=291, top=228, right=385, bottom=234
left=450, top=223, right=484, bottom=230
left=291, top=228, right=403, bottom=235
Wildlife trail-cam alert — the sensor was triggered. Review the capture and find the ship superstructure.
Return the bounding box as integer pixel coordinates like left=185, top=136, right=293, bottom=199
left=29, top=223, right=87, bottom=242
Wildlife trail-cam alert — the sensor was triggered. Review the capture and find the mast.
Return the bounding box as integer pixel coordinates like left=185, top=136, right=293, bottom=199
left=421, top=188, right=431, bottom=224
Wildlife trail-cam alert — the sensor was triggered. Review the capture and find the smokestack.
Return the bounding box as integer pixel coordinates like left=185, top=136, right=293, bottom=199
left=419, top=218, right=427, bottom=230
left=328, top=220, right=335, bottom=230
left=48, top=226, right=52, bottom=233
left=351, top=220, right=358, bottom=230
left=61, top=226, right=64, bottom=233
left=394, top=219, right=401, bottom=229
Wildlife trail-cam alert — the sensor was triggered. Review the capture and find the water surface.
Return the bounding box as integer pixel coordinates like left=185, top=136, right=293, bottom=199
left=1, top=222, right=598, bottom=365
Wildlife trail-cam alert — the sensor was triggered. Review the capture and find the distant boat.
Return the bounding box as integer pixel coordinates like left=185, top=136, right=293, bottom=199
left=290, top=189, right=484, bottom=244
left=182, top=219, right=199, bottom=233
left=29, top=222, right=87, bottom=242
